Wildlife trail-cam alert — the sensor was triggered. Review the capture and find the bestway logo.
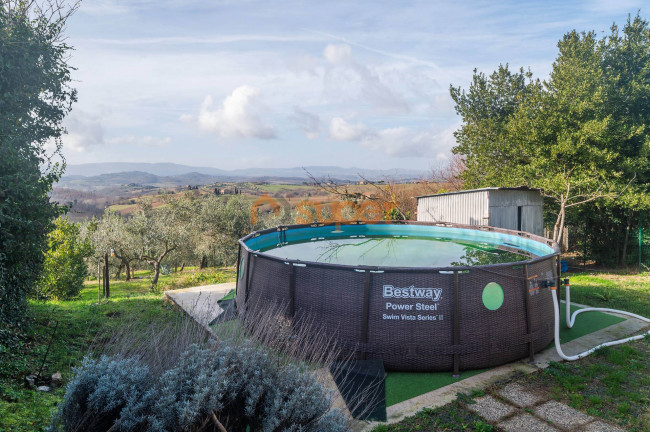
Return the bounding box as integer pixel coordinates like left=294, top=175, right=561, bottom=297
left=382, top=285, right=442, bottom=302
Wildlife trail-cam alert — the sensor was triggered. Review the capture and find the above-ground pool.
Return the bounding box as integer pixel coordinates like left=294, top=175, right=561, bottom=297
left=236, top=221, right=560, bottom=372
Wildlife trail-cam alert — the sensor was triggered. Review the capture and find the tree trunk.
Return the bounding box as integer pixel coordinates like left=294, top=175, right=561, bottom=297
left=150, top=262, right=160, bottom=291
left=115, top=263, right=123, bottom=280
left=200, top=255, right=208, bottom=270
left=621, top=213, right=632, bottom=267
left=553, top=199, right=567, bottom=246
left=180, top=262, right=185, bottom=272
left=125, top=261, right=131, bottom=281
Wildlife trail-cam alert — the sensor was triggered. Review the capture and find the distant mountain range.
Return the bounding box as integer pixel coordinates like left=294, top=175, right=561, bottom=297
left=60, top=163, right=427, bottom=190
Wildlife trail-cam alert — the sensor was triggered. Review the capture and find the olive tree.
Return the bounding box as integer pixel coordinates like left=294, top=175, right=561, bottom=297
left=90, top=212, right=139, bottom=281
left=131, top=200, right=191, bottom=290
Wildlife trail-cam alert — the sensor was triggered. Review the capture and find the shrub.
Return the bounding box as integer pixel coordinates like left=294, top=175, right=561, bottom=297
left=49, top=355, right=153, bottom=432
left=52, top=342, right=349, bottom=432
left=146, top=343, right=347, bottom=431
left=35, top=218, right=90, bottom=300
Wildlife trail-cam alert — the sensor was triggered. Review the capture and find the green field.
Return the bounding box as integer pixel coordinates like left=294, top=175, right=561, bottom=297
left=0, top=268, right=235, bottom=431
left=2, top=270, right=648, bottom=430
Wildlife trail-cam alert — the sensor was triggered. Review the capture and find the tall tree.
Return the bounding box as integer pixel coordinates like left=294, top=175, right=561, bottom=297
left=451, top=15, right=650, bottom=246
left=0, top=1, right=77, bottom=324
left=450, top=64, right=537, bottom=188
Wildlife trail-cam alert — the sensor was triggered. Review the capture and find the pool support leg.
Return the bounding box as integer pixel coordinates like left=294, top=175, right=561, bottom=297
left=453, top=270, right=460, bottom=377
left=359, top=270, right=371, bottom=360
left=523, top=263, right=535, bottom=362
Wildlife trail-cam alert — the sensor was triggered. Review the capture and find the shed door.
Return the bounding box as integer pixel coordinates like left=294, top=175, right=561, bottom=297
left=520, top=205, right=543, bottom=236
left=489, top=207, right=517, bottom=231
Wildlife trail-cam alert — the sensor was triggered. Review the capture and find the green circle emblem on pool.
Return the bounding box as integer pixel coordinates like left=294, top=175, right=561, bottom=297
left=482, top=282, right=504, bottom=310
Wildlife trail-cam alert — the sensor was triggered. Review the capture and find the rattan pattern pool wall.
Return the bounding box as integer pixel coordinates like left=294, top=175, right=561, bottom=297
left=236, top=221, right=560, bottom=372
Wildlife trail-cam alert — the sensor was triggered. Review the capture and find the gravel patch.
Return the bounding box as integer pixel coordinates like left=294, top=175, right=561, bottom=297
left=498, top=382, right=546, bottom=407
left=466, top=395, right=516, bottom=422
left=581, top=420, right=628, bottom=432
left=499, top=413, right=560, bottom=432
left=534, top=400, right=593, bottom=429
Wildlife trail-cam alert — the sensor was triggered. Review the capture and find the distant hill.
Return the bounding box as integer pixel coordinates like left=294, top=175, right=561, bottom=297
left=61, top=163, right=427, bottom=190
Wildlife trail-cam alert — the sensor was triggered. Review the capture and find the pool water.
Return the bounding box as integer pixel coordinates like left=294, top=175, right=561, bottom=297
left=259, top=236, right=528, bottom=268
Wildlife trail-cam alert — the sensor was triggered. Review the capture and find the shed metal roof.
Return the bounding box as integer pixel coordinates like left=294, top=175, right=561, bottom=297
left=415, top=186, right=540, bottom=200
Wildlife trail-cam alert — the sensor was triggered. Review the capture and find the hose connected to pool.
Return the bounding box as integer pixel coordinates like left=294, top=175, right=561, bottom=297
left=551, top=278, right=650, bottom=361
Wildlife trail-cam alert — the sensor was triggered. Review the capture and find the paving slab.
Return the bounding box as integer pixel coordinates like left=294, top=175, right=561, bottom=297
left=498, top=382, right=546, bottom=407
left=466, top=395, right=516, bottom=422
left=499, top=413, right=560, bottom=432
left=533, top=400, right=594, bottom=429
left=164, top=282, right=235, bottom=326
left=581, top=420, right=628, bottom=432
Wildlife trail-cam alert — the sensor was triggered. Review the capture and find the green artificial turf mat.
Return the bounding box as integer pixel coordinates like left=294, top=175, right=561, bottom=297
left=385, top=303, right=626, bottom=407
left=220, top=289, right=235, bottom=301
left=385, top=369, right=486, bottom=406
left=558, top=302, right=626, bottom=343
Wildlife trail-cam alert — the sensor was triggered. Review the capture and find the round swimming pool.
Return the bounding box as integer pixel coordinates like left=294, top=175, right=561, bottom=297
left=236, top=221, right=560, bottom=372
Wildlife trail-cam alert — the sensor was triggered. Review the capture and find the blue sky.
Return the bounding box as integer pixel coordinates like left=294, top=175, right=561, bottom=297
left=59, top=0, right=645, bottom=171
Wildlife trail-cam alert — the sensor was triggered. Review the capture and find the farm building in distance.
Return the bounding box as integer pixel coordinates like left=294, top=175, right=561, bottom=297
left=416, top=187, right=544, bottom=236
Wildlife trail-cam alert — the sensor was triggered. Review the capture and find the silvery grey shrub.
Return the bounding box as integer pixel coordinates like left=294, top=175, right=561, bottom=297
left=50, top=342, right=348, bottom=432
left=48, top=355, right=152, bottom=432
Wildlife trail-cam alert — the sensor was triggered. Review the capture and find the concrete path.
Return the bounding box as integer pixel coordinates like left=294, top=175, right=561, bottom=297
left=164, top=282, right=235, bottom=327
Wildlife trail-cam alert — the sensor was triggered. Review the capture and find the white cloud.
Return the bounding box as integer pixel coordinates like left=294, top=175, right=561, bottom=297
left=324, top=43, right=352, bottom=64
left=329, top=117, right=368, bottom=141
left=361, top=123, right=458, bottom=158
left=62, top=111, right=105, bottom=152
left=322, top=44, right=410, bottom=114
left=61, top=110, right=171, bottom=153
left=292, top=107, right=321, bottom=139
left=326, top=114, right=458, bottom=158
left=185, top=85, right=276, bottom=140
left=105, top=135, right=171, bottom=148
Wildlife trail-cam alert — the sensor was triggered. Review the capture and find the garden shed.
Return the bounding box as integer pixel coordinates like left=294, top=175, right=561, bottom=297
left=416, top=187, right=544, bottom=236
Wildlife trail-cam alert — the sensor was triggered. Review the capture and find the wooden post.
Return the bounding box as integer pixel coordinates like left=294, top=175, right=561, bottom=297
left=97, top=261, right=101, bottom=304
left=104, top=253, right=110, bottom=299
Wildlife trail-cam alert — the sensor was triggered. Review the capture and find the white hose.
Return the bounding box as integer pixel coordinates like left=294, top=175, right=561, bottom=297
left=551, top=283, right=650, bottom=361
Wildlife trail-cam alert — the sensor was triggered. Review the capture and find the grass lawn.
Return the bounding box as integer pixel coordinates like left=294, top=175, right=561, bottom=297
left=372, top=394, right=500, bottom=432
left=566, top=272, right=650, bottom=316
left=0, top=267, right=235, bottom=432
left=523, top=338, right=650, bottom=431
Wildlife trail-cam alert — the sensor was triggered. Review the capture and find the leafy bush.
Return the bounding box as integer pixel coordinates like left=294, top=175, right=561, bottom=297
left=0, top=2, right=76, bottom=325
left=35, top=218, right=90, bottom=300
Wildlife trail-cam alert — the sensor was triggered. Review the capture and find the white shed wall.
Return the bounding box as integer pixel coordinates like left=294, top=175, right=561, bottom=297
left=488, top=190, right=543, bottom=235
left=416, top=189, right=544, bottom=236
left=416, top=190, right=489, bottom=226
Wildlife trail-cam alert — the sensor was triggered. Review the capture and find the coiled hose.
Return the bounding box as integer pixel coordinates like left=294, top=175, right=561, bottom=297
left=551, top=278, right=650, bottom=361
